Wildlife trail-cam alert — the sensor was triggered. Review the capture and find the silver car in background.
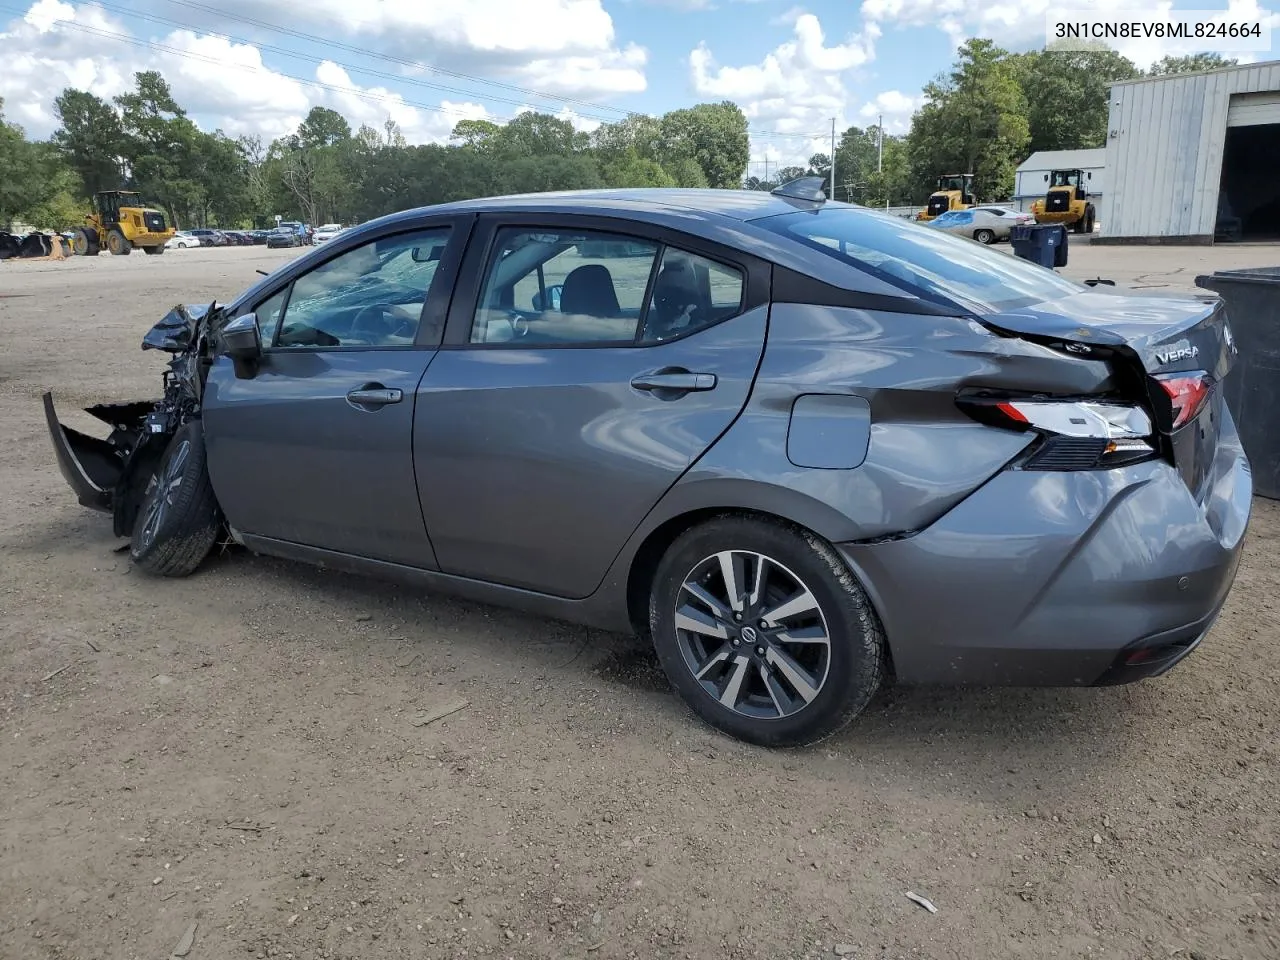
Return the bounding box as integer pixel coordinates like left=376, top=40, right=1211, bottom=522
left=927, top=205, right=1034, bottom=244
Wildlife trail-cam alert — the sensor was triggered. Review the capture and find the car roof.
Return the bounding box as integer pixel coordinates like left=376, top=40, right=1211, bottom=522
left=370, top=188, right=830, bottom=226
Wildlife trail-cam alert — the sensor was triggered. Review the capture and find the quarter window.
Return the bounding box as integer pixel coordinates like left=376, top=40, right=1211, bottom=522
left=268, top=228, right=451, bottom=348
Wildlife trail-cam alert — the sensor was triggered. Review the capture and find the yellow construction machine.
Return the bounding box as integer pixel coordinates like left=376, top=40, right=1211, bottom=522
left=1030, top=169, right=1096, bottom=234
left=917, top=173, right=976, bottom=222
left=71, top=191, right=175, bottom=256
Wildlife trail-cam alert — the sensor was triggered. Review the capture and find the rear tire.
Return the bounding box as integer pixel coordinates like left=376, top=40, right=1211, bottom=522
left=648, top=515, right=885, bottom=748
left=130, top=421, right=222, bottom=578
left=974, top=228, right=995, bottom=244
left=143, top=244, right=165, bottom=255
left=107, top=229, right=132, bottom=256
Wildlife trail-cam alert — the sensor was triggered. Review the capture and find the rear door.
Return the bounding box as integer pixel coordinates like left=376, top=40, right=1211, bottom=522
left=202, top=216, right=471, bottom=566
left=413, top=213, right=771, bottom=599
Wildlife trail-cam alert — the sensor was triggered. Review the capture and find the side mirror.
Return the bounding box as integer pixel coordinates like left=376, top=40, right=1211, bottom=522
left=532, top=285, right=563, bottom=312
left=222, top=312, right=262, bottom=379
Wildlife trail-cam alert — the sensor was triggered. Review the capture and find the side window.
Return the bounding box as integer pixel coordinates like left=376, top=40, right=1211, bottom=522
left=273, top=228, right=451, bottom=349
left=471, top=228, right=660, bottom=345
left=254, top=287, right=288, bottom=346
left=640, top=248, right=744, bottom=343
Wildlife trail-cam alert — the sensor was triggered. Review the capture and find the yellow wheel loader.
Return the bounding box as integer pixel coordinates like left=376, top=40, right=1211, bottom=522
left=71, top=191, right=176, bottom=257
left=917, top=173, right=976, bottom=222
left=1031, top=169, right=1096, bottom=234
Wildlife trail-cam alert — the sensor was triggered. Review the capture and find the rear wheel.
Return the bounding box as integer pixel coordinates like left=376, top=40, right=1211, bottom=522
left=649, top=515, right=885, bottom=747
left=130, top=421, right=221, bottom=577
left=143, top=244, right=165, bottom=255
left=106, top=229, right=132, bottom=256
left=974, top=228, right=996, bottom=245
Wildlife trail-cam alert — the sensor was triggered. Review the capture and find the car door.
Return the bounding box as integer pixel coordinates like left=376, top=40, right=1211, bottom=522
left=414, top=214, right=770, bottom=599
left=202, top=216, right=471, bottom=567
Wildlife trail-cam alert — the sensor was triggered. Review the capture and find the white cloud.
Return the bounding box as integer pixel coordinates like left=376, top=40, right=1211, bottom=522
left=690, top=13, right=877, bottom=167
left=857, top=89, right=921, bottom=133
left=0, top=0, right=641, bottom=143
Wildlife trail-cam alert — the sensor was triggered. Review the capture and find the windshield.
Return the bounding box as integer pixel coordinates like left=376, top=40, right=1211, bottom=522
left=758, top=207, right=1084, bottom=313
left=1051, top=171, right=1079, bottom=187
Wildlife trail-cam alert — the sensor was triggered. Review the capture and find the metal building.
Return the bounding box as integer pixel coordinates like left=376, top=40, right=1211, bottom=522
left=1100, top=60, right=1280, bottom=243
left=1013, top=148, right=1106, bottom=216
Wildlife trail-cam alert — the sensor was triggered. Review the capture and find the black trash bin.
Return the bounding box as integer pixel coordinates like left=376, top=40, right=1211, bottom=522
left=1009, top=223, right=1068, bottom=269
left=1195, top=266, right=1280, bottom=500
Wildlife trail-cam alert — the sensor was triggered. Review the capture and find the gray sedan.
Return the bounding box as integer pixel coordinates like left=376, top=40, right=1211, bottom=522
left=927, top=205, right=1034, bottom=243
left=43, top=183, right=1250, bottom=747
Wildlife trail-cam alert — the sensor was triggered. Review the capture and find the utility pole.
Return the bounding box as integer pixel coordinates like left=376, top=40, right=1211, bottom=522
left=830, top=117, right=837, bottom=201
left=878, top=114, right=887, bottom=209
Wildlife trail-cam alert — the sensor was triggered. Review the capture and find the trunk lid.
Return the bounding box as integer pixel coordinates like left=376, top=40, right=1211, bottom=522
left=982, top=289, right=1239, bottom=497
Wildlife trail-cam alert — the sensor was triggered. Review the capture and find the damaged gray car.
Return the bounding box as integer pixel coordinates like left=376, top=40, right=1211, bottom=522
left=44, top=184, right=1253, bottom=747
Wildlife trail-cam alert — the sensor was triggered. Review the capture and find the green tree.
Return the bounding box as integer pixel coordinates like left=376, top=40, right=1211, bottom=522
left=659, top=101, right=749, bottom=188
left=296, top=106, right=351, bottom=147
left=450, top=118, right=502, bottom=150
left=906, top=39, right=1030, bottom=202
left=600, top=150, right=676, bottom=188
left=1148, top=53, right=1237, bottom=76
left=497, top=112, right=579, bottom=157
left=52, top=88, right=125, bottom=197
left=1015, top=45, right=1139, bottom=151
left=591, top=112, right=663, bottom=163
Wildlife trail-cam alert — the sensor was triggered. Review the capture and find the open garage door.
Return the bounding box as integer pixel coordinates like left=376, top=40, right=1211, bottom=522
left=1218, top=93, right=1280, bottom=241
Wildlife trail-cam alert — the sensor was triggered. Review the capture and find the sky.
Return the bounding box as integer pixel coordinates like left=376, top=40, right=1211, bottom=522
left=0, top=0, right=1276, bottom=172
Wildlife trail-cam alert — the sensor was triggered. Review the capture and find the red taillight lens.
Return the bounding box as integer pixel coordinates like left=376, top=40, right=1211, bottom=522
left=1155, top=372, right=1212, bottom=429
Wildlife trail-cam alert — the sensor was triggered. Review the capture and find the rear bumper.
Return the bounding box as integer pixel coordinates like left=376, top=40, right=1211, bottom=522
left=839, top=411, right=1252, bottom=687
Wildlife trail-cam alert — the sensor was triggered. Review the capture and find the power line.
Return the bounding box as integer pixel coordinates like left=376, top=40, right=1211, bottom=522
left=0, top=9, right=586, bottom=125
left=144, top=0, right=818, bottom=141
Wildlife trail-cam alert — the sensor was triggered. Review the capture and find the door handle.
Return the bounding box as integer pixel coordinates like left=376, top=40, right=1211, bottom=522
left=630, top=371, right=717, bottom=393
left=346, top=385, right=403, bottom=409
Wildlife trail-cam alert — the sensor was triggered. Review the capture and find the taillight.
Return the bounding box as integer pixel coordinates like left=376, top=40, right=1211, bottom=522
left=1153, top=372, right=1212, bottom=429
left=958, top=396, right=1157, bottom=470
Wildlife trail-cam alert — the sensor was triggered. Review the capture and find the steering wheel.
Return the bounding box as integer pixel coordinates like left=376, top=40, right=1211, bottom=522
left=351, top=304, right=414, bottom=343
left=505, top=310, right=530, bottom=338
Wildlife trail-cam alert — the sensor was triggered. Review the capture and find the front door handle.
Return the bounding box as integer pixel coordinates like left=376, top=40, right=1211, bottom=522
left=630, top=371, right=717, bottom=393
left=346, top=385, right=403, bottom=409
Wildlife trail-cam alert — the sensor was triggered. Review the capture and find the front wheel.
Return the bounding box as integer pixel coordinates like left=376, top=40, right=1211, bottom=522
left=143, top=244, right=165, bottom=255
left=130, top=421, right=222, bottom=577
left=974, top=228, right=995, bottom=244
left=72, top=228, right=98, bottom=256
left=649, top=516, right=885, bottom=747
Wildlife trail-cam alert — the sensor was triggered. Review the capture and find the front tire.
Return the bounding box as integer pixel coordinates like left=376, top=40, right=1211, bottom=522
left=130, top=421, right=222, bottom=577
left=72, top=228, right=99, bottom=256
left=143, top=244, right=165, bottom=255
left=974, top=228, right=995, bottom=244
left=649, top=516, right=885, bottom=748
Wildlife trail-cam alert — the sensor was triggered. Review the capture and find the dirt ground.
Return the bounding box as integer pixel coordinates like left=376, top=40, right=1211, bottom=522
left=2, top=243, right=1279, bottom=960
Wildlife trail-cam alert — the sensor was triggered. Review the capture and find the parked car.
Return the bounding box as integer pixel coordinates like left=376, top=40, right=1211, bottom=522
left=926, top=206, right=1033, bottom=244
left=166, top=232, right=201, bottom=249
left=247, top=230, right=270, bottom=245
left=278, top=221, right=312, bottom=245
left=313, top=223, right=344, bottom=243
left=188, top=229, right=228, bottom=247
left=265, top=227, right=303, bottom=249
left=42, top=185, right=1251, bottom=747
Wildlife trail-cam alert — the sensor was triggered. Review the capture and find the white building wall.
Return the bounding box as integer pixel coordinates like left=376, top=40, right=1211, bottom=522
left=1102, top=61, right=1280, bottom=240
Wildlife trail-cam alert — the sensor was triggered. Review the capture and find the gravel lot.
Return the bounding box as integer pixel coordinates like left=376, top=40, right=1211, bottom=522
left=2, top=242, right=1279, bottom=960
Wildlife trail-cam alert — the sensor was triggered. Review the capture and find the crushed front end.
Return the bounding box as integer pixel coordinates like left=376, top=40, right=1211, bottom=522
left=42, top=302, right=223, bottom=537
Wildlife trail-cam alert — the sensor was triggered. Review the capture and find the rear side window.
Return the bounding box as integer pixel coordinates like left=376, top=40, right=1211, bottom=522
left=758, top=207, right=1082, bottom=312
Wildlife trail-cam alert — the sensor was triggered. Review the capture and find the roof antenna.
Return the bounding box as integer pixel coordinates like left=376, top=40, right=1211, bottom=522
left=771, top=176, right=828, bottom=203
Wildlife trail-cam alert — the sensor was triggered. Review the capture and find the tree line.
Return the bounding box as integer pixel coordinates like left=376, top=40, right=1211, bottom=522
left=0, top=48, right=1236, bottom=232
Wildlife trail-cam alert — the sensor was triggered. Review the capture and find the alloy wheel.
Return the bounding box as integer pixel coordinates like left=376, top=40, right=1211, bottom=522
left=674, top=550, right=832, bottom=720
left=137, top=440, right=190, bottom=550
